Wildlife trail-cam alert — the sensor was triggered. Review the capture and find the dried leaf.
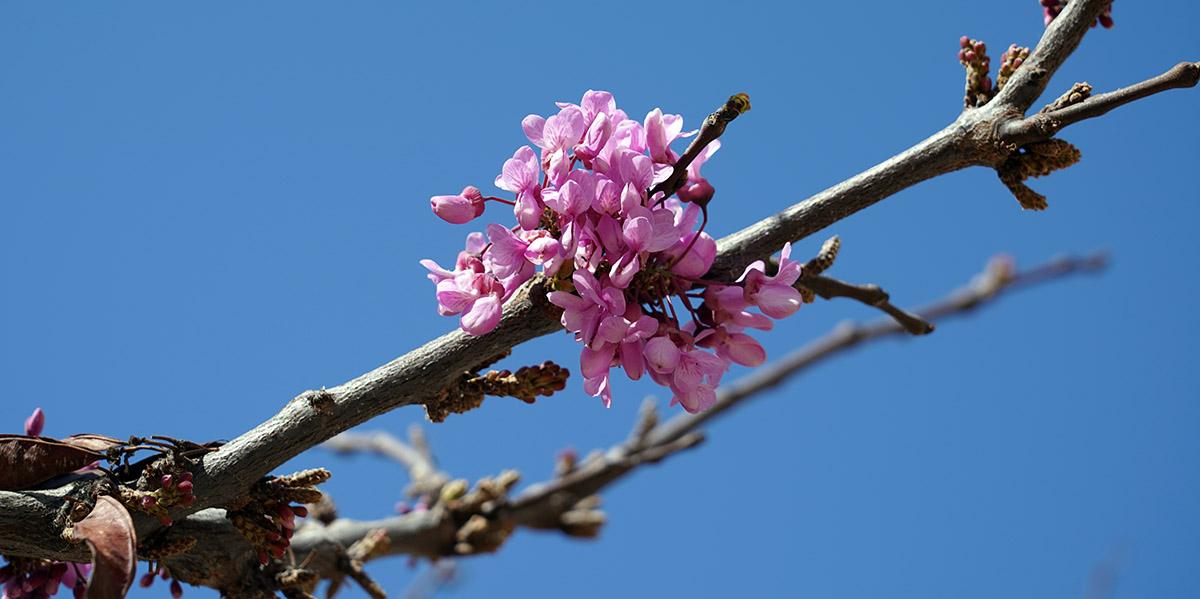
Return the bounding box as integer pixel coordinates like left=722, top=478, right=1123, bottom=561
left=0, top=435, right=105, bottom=490
left=71, top=495, right=138, bottom=599
left=63, top=434, right=123, bottom=454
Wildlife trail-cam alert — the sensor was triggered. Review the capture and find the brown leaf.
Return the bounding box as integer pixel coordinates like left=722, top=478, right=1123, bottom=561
left=71, top=495, right=138, bottom=599
left=63, top=434, right=123, bottom=454
left=0, top=435, right=105, bottom=490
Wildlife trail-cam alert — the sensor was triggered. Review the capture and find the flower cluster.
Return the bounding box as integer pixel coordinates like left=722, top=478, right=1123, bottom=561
left=423, top=91, right=804, bottom=413
left=0, top=558, right=90, bottom=599
left=1040, top=0, right=1113, bottom=28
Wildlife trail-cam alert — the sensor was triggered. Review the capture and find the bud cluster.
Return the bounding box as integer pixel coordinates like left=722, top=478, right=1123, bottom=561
left=468, top=361, right=570, bottom=404
left=959, top=37, right=993, bottom=107
left=227, top=469, right=329, bottom=565
left=0, top=557, right=90, bottom=599
left=996, top=45, right=1031, bottom=92
left=423, top=91, right=804, bottom=413
left=121, top=471, right=196, bottom=526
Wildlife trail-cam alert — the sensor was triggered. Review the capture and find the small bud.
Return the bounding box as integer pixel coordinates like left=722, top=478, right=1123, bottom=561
left=177, top=480, right=194, bottom=495
left=170, top=579, right=184, bottom=599
left=141, top=496, right=157, bottom=508
left=281, top=526, right=294, bottom=539
left=24, top=408, right=45, bottom=437
left=178, top=495, right=196, bottom=507
left=395, top=501, right=411, bottom=515
left=959, top=35, right=970, bottom=48
left=161, top=475, right=174, bottom=489
left=139, top=573, right=155, bottom=589
left=179, top=472, right=193, bottom=482
left=291, top=505, right=308, bottom=518
left=257, top=551, right=270, bottom=566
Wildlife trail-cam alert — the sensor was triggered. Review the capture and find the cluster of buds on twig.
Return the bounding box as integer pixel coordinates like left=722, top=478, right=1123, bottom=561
left=120, top=470, right=196, bottom=526
left=996, top=44, right=1031, bottom=92
left=0, top=557, right=90, bottom=599
left=997, top=138, right=1082, bottom=210
left=959, top=37, right=993, bottom=107
left=1040, top=0, right=1113, bottom=28
left=468, top=361, right=570, bottom=404
left=227, top=469, right=329, bottom=565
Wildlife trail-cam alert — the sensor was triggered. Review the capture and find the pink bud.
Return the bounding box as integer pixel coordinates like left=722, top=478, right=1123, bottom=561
left=270, top=543, right=287, bottom=558
left=141, top=496, right=157, bottom=508
left=25, top=408, right=45, bottom=436
left=179, top=471, right=193, bottom=482
left=430, top=186, right=486, bottom=225
left=291, top=505, right=308, bottom=518
left=395, top=501, right=411, bottom=515
left=266, top=531, right=281, bottom=542
left=177, top=480, right=194, bottom=495
left=964, top=50, right=976, bottom=62
left=170, top=578, right=184, bottom=599
left=276, top=504, right=296, bottom=527
left=282, top=526, right=294, bottom=539
left=161, top=475, right=174, bottom=489
left=257, top=551, right=270, bottom=566
left=139, top=573, right=155, bottom=589
left=959, top=35, right=970, bottom=48
left=179, top=495, right=196, bottom=507
left=973, top=41, right=986, bottom=54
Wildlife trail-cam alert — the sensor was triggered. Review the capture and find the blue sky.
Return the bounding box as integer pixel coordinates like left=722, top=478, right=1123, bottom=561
left=2, top=2, right=1197, bottom=598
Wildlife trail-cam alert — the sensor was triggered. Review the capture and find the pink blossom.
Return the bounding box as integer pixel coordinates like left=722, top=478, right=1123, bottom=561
left=696, top=325, right=767, bottom=367
left=677, top=140, right=720, bottom=206
left=495, top=146, right=543, bottom=230
left=740, top=243, right=804, bottom=319
left=435, top=272, right=505, bottom=335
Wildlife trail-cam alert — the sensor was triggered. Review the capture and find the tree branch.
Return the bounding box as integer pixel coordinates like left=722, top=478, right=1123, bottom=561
left=141, top=251, right=1107, bottom=597
left=1001, top=61, right=1200, bottom=145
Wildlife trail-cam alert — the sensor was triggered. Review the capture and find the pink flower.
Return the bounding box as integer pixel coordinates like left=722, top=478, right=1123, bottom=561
left=524, top=106, right=586, bottom=186
left=677, top=140, right=720, bottom=206
left=430, top=186, right=485, bottom=224
left=495, top=146, right=543, bottom=230
left=547, top=269, right=626, bottom=347
left=739, top=243, right=804, bottom=319
left=644, top=108, right=693, bottom=166
left=696, top=325, right=767, bottom=367
left=435, top=272, right=505, bottom=335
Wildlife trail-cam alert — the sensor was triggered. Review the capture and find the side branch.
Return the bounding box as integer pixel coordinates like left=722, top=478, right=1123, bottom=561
left=1001, top=61, right=1200, bottom=144
left=991, top=0, right=1115, bottom=112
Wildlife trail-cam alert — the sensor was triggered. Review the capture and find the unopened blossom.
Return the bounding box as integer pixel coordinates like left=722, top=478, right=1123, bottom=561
left=430, top=186, right=485, bottom=224
left=24, top=408, right=44, bottom=436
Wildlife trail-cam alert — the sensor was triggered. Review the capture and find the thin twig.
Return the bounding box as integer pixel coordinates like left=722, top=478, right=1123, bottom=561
left=1001, top=61, right=1200, bottom=145
left=799, top=275, right=935, bottom=335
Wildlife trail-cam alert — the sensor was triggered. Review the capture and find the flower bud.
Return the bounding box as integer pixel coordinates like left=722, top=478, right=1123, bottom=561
left=139, top=573, right=155, bottom=589
left=170, top=579, right=184, bottom=599
left=24, top=408, right=45, bottom=437
left=431, top=186, right=486, bottom=224
left=161, top=475, right=174, bottom=489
